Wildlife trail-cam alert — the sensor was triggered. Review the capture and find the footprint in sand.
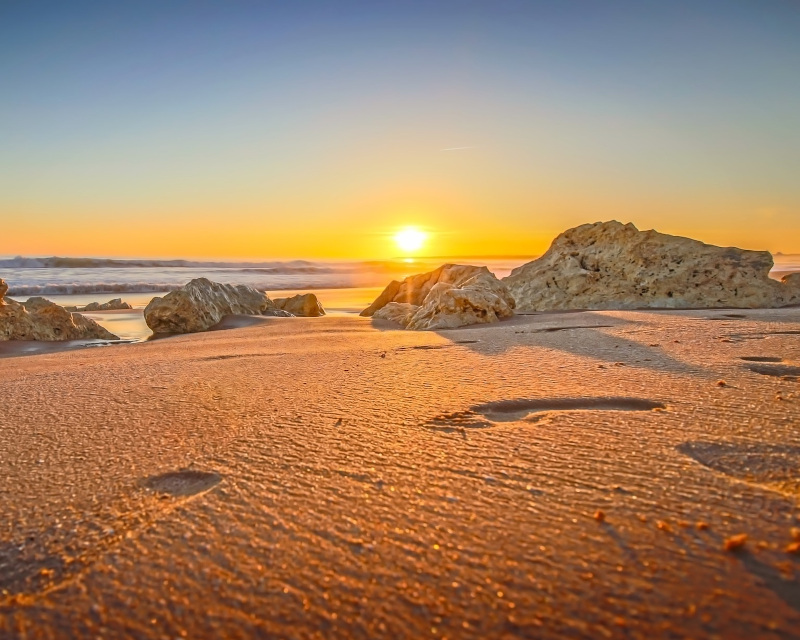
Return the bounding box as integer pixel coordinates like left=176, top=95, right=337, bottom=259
left=199, top=353, right=285, bottom=361
left=705, top=314, right=748, bottom=321
left=678, top=441, right=800, bottom=498
left=534, top=324, right=614, bottom=333
left=0, top=469, right=223, bottom=601
left=745, top=363, right=800, bottom=381
left=142, top=469, right=222, bottom=497
left=397, top=342, right=480, bottom=350
left=396, top=344, right=450, bottom=352
left=426, top=397, right=665, bottom=432
left=721, top=330, right=800, bottom=343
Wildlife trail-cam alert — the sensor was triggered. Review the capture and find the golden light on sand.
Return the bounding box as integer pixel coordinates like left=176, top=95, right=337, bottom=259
left=394, top=227, right=428, bottom=254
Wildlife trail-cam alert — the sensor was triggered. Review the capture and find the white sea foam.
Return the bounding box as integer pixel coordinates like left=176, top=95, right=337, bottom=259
left=0, top=258, right=368, bottom=296
left=1, top=253, right=795, bottom=297
left=0, top=256, right=336, bottom=270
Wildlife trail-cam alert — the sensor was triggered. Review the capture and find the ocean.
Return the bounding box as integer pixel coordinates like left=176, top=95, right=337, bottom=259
left=0, top=256, right=531, bottom=341
left=2, top=254, right=798, bottom=342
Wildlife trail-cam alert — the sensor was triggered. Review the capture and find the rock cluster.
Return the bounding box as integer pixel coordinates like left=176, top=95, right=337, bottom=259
left=144, top=278, right=292, bottom=334
left=84, top=298, right=132, bottom=311
left=504, top=221, right=800, bottom=311
left=65, top=298, right=133, bottom=312
left=273, top=293, right=326, bottom=317
left=0, top=281, right=119, bottom=341
left=362, top=265, right=515, bottom=330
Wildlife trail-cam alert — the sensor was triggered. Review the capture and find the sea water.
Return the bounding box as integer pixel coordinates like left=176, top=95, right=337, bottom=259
left=0, top=257, right=530, bottom=340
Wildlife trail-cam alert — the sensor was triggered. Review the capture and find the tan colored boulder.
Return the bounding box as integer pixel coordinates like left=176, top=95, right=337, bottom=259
left=372, top=302, right=419, bottom=326
left=0, top=284, right=119, bottom=341
left=363, top=265, right=515, bottom=330
left=360, top=264, right=484, bottom=317
left=504, top=221, right=800, bottom=311
left=273, top=293, right=325, bottom=317
left=407, top=272, right=515, bottom=330
left=360, top=280, right=401, bottom=317
left=144, top=278, right=292, bottom=335
left=362, top=265, right=512, bottom=315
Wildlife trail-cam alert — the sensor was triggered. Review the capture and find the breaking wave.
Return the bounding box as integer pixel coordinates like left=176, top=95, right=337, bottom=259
left=0, top=255, right=539, bottom=298
left=5, top=279, right=356, bottom=297
left=0, top=256, right=368, bottom=296
left=0, top=256, right=339, bottom=271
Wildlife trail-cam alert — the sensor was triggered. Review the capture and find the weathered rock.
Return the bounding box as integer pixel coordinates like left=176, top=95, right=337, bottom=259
left=407, top=271, right=516, bottom=330
left=372, top=302, right=419, bottom=326
left=360, top=280, right=402, bottom=317
left=362, top=265, right=511, bottom=315
left=504, top=221, right=800, bottom=311
left=0, top=284, right=119, bottom=341
left=783, top=272, right=800, bottom=296
left=83, top=298, right=132, bottom=312
left=144, top=278, right=292, bottom=334
left=363, top=265, right=515, bottom=330
left=273, top=293, right=325, bottom=317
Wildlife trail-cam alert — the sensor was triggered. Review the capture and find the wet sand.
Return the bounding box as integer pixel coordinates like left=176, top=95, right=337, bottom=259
left=1, top=309, right=800, bottom=638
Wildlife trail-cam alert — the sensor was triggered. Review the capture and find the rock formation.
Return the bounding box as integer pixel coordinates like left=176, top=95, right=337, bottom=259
left=363, top=265, right=515, bottom=330
left=0, top=282, right=119, bottom=341
left=82, top=298, right=133, bottom=312
left=504, top=221, right=800, bottom=311
left=273, top=293, right=326, bottom=317
left=372, top=302, right=418, bottom=326
left=144, top=278, right=292, bottom=334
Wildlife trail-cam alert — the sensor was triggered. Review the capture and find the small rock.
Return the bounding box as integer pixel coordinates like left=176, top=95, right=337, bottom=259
left=273, top=293, right=325, bottom=317
left=723, top=533, right=748, bottom=552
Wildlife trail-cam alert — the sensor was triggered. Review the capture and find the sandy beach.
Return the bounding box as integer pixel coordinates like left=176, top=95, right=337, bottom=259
left=1, top=309, right=799, bottom=638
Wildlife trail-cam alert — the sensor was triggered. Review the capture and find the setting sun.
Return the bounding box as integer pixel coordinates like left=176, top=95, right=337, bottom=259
left=394, top=228, right=428, bottom=254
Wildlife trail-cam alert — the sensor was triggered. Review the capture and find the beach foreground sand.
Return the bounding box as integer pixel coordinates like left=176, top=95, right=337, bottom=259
left=1, top=310, right=799, bottom=638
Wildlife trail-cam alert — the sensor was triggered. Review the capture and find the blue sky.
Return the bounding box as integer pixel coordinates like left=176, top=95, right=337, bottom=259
left=1, top=1, right=799, bottom=257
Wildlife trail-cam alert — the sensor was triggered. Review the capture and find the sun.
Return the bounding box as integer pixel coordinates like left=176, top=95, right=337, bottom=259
left=394, top=227, right=428, bottom=254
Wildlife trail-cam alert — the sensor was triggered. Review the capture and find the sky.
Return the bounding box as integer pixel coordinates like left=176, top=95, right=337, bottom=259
left=1, top=0, right=799, bottom=259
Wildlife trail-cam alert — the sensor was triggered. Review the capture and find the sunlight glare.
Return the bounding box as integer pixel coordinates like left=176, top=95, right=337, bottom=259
left=394, top=228, right=427, bottom=254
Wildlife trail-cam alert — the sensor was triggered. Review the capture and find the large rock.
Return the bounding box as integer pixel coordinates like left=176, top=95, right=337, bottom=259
left=144, top=278, right=292, bottom=334
left=361, top=264, right=498, bottom=317
left=0, top=283, right=119, bottom=341
left=364, top=265, right=515, bottom=330
left=273, top=293, right=325, bottom=317
left=504, top=221, right=800, bottom=311
left=407, top=272, right=516, bottom=330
